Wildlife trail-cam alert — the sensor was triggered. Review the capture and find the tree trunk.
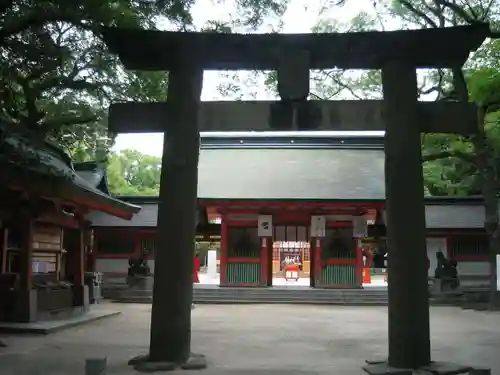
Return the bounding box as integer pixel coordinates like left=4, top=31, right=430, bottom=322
left=452, top=68, right=500, bottom=305
left=471, top=109, right=500, bottom=306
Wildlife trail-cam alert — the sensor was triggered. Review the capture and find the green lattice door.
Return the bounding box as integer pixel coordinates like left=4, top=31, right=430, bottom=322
left=319, top=228, right=357, bottom=287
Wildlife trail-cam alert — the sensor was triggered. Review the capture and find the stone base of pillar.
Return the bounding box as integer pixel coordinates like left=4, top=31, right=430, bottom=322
left=363, top=359, right=487, bottom=375
left=128, top=352, right=207, bottom=372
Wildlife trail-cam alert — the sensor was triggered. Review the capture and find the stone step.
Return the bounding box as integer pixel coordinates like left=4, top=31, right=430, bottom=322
left=114, top=299, right=389, bottom=305
left=110, top=286, right=389, bottom=305
left=104, top=283, right=465, bottom=306
left=194, top=296, right=388, bottom=302
left=194, top=300, right=388, bottom=305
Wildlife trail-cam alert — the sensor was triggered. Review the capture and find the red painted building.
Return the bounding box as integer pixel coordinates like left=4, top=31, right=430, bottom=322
left=0, top=127, right=139, bottom=322
left=86, top=132, right=490, bottom=289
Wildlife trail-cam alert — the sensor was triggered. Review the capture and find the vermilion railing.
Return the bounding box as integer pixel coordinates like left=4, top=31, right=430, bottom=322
left=317, top=258, right=358, bottom=288
left=225, top=257, right=261, bottom=286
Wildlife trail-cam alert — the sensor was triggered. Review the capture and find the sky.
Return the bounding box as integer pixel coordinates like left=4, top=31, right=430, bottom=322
left=112, top=0, right=383, bottom=157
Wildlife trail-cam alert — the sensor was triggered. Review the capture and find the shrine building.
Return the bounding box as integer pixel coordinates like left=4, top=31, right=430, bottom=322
left=86, top=131, right=490, bottom=289
left=0, top=124, right=139, bottom=322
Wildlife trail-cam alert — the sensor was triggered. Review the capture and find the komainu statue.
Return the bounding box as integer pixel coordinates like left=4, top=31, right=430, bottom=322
left=127, top=252, right=151, bottom=288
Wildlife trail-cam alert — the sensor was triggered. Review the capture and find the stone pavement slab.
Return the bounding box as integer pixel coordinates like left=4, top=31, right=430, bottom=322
left=0, top=303, right=499, bottom=375
left=0, top=307, right=121, bottom=334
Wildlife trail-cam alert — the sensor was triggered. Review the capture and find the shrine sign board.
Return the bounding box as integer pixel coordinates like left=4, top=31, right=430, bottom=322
left=257, top=215, right=273, bottom=237
left=310, top=216, right=326, bottom=238
left=353, top=216, right=368, bottom=238
left=497, top=254, right=500, bottom=292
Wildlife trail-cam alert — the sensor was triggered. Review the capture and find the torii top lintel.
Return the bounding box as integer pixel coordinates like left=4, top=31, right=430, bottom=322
left=102, top=24, right=489, bottom=71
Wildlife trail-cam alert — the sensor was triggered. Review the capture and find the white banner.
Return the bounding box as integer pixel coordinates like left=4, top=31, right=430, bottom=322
left=497, top=254, right=500, bottom=292
left=310, top=216, right=326, bottom=237
left=353, top=216, right=367, bottom=238
left=257, top=215, right=273, bottom=237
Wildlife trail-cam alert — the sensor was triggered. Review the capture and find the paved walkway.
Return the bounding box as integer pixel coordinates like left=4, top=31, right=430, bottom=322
left=0, top=303, right=499, bottom=375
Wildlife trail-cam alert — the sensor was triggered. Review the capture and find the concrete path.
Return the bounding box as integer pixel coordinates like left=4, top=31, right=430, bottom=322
left=0, top=303, right=499, bottom=375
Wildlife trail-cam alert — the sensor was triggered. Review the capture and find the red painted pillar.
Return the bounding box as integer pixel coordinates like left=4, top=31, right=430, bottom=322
left=1, top=228, right=7, bottom=273
left=86, top=229, right=95, bottom=272
left=68, top=224, right=85, bottom=286
left=355, top=239, right=363, bottom=287
left=19, top=218, right=33, bottom=290
left=314, top=238, right=322, bottom=287
left=445, top=235, right=453, bottom=259
left=134, top=234, right=142, bottom=257
left=220, top=218, right=228, bottom=286
left=260, top=237, right=269, bottom=286
left=86, top=251, right=94, bottom=273
left=74, top=225, right=85, bottom=286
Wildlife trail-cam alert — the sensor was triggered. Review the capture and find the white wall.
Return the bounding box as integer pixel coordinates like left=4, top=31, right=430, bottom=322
left=458, top=261, right=490, bottom=276
left=95, top=258, right=128, bottom=274
left=426, top=237, right=490, bottom=278
left=94, top=258, right=156, bottom=274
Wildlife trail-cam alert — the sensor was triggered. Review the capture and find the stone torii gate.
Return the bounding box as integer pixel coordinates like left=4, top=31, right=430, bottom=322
left=103, top=25, right=489, bottom=373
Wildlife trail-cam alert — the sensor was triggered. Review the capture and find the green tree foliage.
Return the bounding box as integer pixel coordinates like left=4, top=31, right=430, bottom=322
left=378, top=1, right=500, bottom=200
left=1, top=0, right=172, bottom=159
left=106, top=149, right=161, bottom=196
left=1, top=0, right=290, bottom=159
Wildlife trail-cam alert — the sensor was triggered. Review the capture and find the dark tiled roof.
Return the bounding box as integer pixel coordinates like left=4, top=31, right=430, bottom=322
left=74, top=161, right=111, bottom=195
left=0, top=127, right=140, bottom=219
left=85, top=143, right=487, bottom=229
left=197, top=147, right=385, bottom=200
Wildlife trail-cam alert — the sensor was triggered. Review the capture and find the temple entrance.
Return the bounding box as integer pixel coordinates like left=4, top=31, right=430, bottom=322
left=270, top=225, right=311, bottom=287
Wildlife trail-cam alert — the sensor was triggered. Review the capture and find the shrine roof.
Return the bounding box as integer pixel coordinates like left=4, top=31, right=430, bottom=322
left=103, top=24, right=489, bottom=71
left=0, top=127, right=140, bottom=220
left=84, top=132, right=488, bottom=229
left=74, top=161, right=112, bottom=195
left=197, top=146, right=385, bottom=201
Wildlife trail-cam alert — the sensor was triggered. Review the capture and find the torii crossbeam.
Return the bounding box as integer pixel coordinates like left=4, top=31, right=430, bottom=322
left=108, top=100, right=477, bottom=134
left=103, top=23, right=490, bottom=374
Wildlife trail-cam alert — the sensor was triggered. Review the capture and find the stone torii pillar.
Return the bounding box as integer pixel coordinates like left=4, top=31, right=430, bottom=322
left=128, top=52, right=206, bottom=372
left=102, top=25, right=489, bottom=374
left=382, top=62, right=430, bottom=369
